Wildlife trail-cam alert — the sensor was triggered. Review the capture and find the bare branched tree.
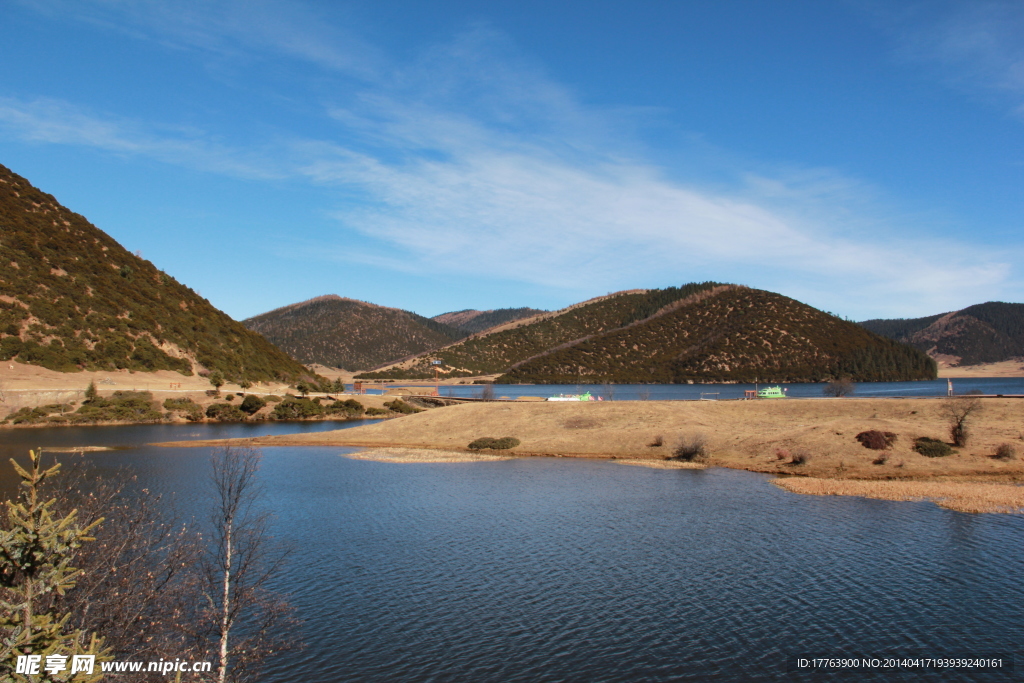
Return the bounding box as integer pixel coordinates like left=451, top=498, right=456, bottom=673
left=198, top=447, right=296, bottom=683
left=823, top=377, right=855, bottom=397
left=12, top=450, right=298, bottom=682
left=43, top=455, right=208, bottom=681
left=944, top=395, right=982, bottom=447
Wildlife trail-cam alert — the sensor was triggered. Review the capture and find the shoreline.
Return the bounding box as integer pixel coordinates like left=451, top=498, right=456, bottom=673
left=151, top=397, right=1024, bottom=514
left=343, top=447, right=515, bottom=463
left=773, top=477, right=1024, bottom=514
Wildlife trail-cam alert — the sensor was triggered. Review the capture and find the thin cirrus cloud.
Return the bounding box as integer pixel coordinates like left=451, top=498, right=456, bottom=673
left=0, top=96, right=283, bottom=180
left=297, top=78, right=1012, bottom=317
left=880, top=0, right=1024, bottom=116
left=17, top=0, right=381, bottom=78
left=0, top=90, right=1011, bottom=319
left=5, top=1, right=1018, bottom=318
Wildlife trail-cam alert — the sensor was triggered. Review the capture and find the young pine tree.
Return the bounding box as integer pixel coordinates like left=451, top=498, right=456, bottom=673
left=0, top=449, right=110, bottom=682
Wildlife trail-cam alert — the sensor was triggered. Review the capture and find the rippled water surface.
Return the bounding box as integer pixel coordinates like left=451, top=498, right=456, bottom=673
left=412, top=377, right=1024, bottom=400
left=2, top=424, right=1022, bottom=681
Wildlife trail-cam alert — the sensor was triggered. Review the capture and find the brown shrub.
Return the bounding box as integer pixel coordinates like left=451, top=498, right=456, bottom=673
left=856, top=430, right=898, bottom=450
left=915, top=437, right=952, bottom=458
left=789, top=450, right=811, bottom=466
left=944, top=395, right=981, bottom=447
left=994, top=443, right=1018, bottom=460
left=672, top=434, right=709, bottom=462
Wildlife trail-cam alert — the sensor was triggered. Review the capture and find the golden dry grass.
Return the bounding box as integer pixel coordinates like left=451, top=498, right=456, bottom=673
left=213, top=397, right=1024, bottom=478
left=613, top=459, right=707, bottom=470
left=158, top=397, right=1024, bottom=513
left=774, top=477, right=1024, bottom=514
left=344, top=447, right=513, bottom=463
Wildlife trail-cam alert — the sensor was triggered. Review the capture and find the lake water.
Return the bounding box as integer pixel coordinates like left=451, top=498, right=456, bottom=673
left=1, top=423, right=1021, bottom=681
left=390, top=377, right=1024, bottom=401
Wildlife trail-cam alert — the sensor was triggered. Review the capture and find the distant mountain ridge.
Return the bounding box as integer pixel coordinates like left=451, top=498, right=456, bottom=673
left=359, top=285, right=715, bottom=379
left=359, top=283, right=935, bottom=383
left=243, top=295, right=465, bottom=370
left=0, top=163, right=312, bottom=384
left=432, top=307, right=546, bottom=335
left=860, top=302, right=1024, bottom=366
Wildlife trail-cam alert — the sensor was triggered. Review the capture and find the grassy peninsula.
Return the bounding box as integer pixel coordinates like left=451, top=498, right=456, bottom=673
left=162, top=396, right=1024, bottom=514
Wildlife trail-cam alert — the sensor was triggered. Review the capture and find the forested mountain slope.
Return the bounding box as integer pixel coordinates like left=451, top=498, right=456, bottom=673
left=357, top=283, right=737, bottom=379
left=432, top=307, right=547, bottom=335
left=243, top=295, right=464, bottom=370
left=0, top=163, right=313, bottom=384
left=501, top=287, right=936, bottom=384
left=861, top=302, right=1024, bottom=366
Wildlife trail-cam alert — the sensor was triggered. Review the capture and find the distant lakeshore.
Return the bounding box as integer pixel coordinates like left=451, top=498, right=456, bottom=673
left=160, top=397, right=1024, bottom=514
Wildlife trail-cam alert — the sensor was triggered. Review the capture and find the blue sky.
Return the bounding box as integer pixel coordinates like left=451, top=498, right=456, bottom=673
left=1, top=0, right=1022, bottom=321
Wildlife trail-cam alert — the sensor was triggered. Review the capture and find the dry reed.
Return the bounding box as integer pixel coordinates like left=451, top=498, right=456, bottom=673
left=345, top=448, right=514, bottom=463
left=773, top=477, right=1024, bottom=514
left=615, top=459, right=707, bottom=470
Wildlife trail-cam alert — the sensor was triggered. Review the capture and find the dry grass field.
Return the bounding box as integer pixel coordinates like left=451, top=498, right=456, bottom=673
left=161, top=396, right=1024, bottom=513
left=774, top=478, right=1024, bottom=514
left=201, top=398, right=1022, bottom=475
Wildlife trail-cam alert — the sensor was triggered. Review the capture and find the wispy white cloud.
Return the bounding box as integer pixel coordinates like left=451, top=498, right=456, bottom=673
left=304, top=124, right=1012, bottom=318
left=290, top=32, right=1017, bottom=318
left=874, top=0, right=1024, bottom=117
left=17, top=0, right=382, bottom=77
left=8, top=0, right=1020, bottom=318
left=0, top=96, right=283, bottom=179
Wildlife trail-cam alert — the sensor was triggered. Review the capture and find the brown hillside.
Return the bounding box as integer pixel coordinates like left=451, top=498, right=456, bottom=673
left=243, top=295, right=463, bottom=370
left=357, top=285, right=717, bottom=379
left=503, top=287, right=936, bottom=384
left=0, top=163, right=312, bottom=384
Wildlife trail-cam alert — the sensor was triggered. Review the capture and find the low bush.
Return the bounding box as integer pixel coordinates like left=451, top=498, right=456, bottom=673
left=468, top=436, right=521, bottom=450
left=205, top=403, right=245, bottom=422
left=240, top=394, right=267, bottom=415
left=6, top=403, right=77, bottom=424
left=914, top=437, right=952, bottom=458
left=872, top=453, right=888, bottom=465
left=647, top=435, right=664, bottom=447
left=364, top=407, right=388, bottom=416
left=774, top=448, right=790, bottom=461
left=271, top=397, right=325, bottom=420
left=71, top=391, right=163, bottom=423
left=384, top=399, right=421, bottom=415
left=856, top=430, right=898, bottom=450
left=264, top=394, right=283, bottom=403
left=163, top=397, right=203, bottom=421
left=8, top=406, right=52, bottom=424
left=327, top=398, right=364, bottom=417
left=789, top=450, right=811, bottom=466
left=994, top=443, right=1018, bottom=460
left=672, top=434, right=709, bottom=462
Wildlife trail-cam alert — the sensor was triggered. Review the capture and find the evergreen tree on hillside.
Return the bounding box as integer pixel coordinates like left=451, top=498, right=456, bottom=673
left=0, top=450, right=110, bottom=680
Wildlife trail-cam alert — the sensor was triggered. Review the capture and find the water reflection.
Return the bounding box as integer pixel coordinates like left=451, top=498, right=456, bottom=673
left=0, top=423, right=1020, bottom=682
